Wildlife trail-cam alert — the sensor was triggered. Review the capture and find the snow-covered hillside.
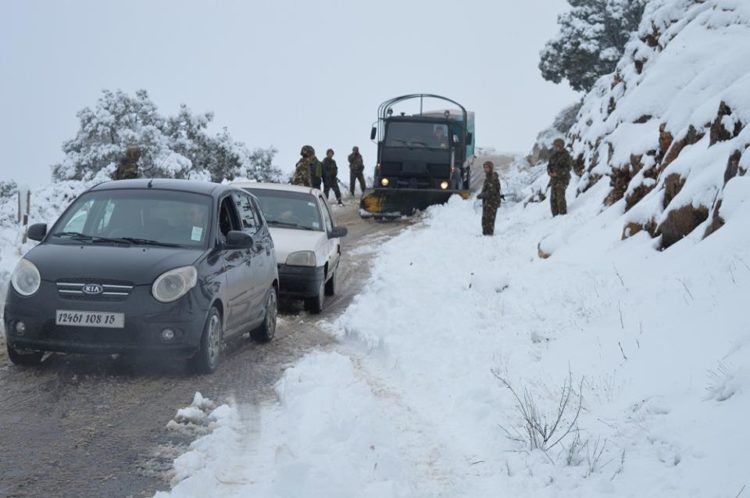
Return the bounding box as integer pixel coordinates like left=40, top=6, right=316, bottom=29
left=155, top=1, right=750, bottom=496
left=567, top=0, right=750, bottom=250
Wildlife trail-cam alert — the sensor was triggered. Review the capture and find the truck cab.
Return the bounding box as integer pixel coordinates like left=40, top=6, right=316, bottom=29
left=361, top=94, right=475, bottom=217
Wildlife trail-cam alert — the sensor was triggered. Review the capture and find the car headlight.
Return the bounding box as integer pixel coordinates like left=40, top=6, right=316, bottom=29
left=381, top=178, right=390, bottom=187
left=11, top=258, right=41, bottom=297
left=440, top=181, right=450, bottom=190
left=152, top=266, right=197, bottom=303
left=286, top=251, right=316, bottom=267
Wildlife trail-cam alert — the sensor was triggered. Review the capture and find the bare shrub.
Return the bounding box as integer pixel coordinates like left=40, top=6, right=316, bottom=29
left=493, top=370, right=584, bottom=453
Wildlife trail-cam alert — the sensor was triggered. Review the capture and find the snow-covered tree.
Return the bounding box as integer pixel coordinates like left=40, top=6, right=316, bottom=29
left=244, top=146, right=282, bottom=182
left=539, top=0, right=646, bottom=92
left=0, top=180, right=18, bottom=198
left=52, top=90, right=279, bottom=183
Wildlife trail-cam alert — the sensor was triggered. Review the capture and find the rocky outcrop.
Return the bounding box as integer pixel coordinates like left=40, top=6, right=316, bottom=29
left=657, top=204, right=709, bottom=249
left=661, top=125, right=704, bottom=172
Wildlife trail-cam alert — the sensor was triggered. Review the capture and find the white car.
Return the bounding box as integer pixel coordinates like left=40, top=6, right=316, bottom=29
left=233, top=182, right=347, bottom=313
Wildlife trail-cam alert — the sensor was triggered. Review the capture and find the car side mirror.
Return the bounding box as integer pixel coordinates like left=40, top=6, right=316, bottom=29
left=370, top=126, right=377, bottom=141
left=466, top=132, right=473, bottom=145
left=226, top=230, right=254, bottom=249
left=27, top=223, right=47, bottom=242
left=329, top=226, right=348, bottom=239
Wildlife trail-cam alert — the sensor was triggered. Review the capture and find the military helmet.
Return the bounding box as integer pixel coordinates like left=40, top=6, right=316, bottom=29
left=125, top=144, right=141, bottom=161
left=300, top=145, right=315, bottom=157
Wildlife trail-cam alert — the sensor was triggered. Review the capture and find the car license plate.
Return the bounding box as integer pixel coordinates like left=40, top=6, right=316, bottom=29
left=55, top=310, right=125, bottom=328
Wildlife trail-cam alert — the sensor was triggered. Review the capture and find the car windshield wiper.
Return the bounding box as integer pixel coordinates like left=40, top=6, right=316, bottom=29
left=268, top=221, right=317, bottom=231
left=52, top=232, right=131, bottom=245
left=115, top=237, right=182, bottom=248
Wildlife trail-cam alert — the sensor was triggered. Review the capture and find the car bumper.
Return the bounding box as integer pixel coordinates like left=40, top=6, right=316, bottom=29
left=277, top=264, right=325, bottom=297
left=4, top=284, right=207, bottom=357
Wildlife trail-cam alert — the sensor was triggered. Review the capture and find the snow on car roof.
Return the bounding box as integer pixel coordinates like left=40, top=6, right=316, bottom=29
left=231, top=181, right=319, bottom=195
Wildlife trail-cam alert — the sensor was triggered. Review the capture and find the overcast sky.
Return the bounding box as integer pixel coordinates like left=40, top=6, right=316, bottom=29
left=0, top=0, right=578, bottom=186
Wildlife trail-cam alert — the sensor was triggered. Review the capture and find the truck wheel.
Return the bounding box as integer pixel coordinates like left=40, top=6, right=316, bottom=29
left=6, top=343, right=44, bottom=366
left=188, top=307, right=222, bottom=374
left=304, top=279, right=325, bottom=314
left=324, top=271, right=336, bottom=296
left=251, top=287, right=277, bottom=343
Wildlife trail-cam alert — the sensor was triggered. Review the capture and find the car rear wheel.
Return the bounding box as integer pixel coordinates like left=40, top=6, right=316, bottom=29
left=6, top=343, right=44, bottom=366
left=188, top=307, right=222, bottom=374
left=251, top=287, right=277, bottom=343
left=324, top=270, right=336, bottom=296
left=304, top=278, right=325, bottom=314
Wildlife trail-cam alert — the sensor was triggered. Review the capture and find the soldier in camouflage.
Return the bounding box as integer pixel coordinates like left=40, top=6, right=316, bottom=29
left=292, top=145, right=314, bottom=186
left=547, top=138, right=572, bottom=216
left=322, top=148, right=343, bottom=205
left=112, top=145, right=141, bottom=180
left=348, top=146, right=366, bottom=196
left=477, top=160, right=501, bottom=236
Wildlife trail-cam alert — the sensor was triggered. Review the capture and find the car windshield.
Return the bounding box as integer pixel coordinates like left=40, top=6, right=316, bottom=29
left=385, top=121, right=450, bottom=149
left=244, top=189, right=322, bottom=232
left=50, top=189, right=212, bottom=248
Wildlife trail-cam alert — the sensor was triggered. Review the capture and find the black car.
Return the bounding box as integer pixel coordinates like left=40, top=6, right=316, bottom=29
left=4, top=179, right=278, bottom=374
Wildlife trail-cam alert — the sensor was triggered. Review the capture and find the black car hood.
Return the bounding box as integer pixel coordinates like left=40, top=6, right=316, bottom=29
left=26, top=243, right=206, bottom=285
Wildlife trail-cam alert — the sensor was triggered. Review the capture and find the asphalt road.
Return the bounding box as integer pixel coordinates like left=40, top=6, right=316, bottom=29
left=0, top=198, right=413, bottom=498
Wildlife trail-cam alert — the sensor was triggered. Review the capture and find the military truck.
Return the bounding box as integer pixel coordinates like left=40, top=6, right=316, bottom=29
left=360, top=94, right=475, bottom=218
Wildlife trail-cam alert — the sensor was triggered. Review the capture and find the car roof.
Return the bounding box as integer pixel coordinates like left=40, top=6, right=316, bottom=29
left=89, top=179, right=238, bottom=197
left=231, top=181, right=319, bottom=196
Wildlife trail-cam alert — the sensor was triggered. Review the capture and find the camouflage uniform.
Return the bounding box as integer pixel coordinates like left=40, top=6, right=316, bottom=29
left=478, top=167, right=501, bottom=236
left=112, top=145, right=141, bottom=180
left=292, top=145, right=314, bottom=187
left=547, top=142, right=573, bottom=216
left=309, top=155, right=323, bottom=190
left=322, top=156, right=342, bottom=204
left=348, top=148, right=366, bottom=195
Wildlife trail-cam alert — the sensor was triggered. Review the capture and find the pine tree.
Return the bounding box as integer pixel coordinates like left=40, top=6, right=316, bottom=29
left=539, top=0, right=646, bottom=92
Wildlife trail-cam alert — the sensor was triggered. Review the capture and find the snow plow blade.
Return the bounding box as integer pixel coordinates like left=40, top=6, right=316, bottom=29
left=359, top=188, right=471, bottom=218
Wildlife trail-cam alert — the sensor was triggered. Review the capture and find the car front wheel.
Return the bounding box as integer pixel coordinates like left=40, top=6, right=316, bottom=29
left=305, top=277, right=325, bottom=314
left=6, top=343, right=44, bottom=366
left=324, top=270, right=336, bottom=296
left=188, top=307, right=222, bottom=374
left=251, top=287, right=277, bottom=343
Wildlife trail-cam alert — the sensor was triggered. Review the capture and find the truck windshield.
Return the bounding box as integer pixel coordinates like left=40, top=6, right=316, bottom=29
left=385, top=122, right=450, bottom=149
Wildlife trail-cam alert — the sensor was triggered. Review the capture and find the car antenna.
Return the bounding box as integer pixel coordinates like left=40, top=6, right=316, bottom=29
left=147, top=178, right=153, bottom=188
